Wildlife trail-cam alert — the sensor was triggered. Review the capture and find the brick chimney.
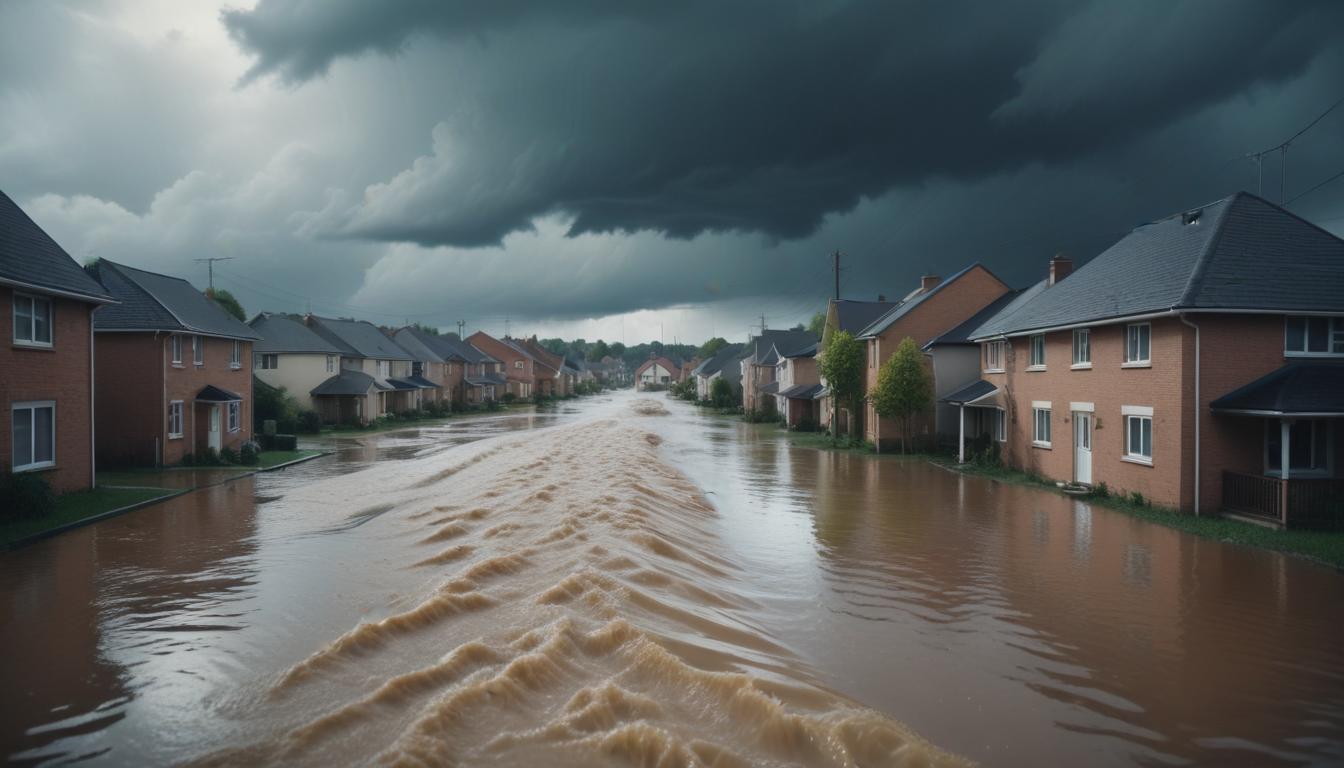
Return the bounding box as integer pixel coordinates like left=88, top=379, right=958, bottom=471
left=877, top=294, right=886, bottom=302
left=1048, top=255, right=1073, bottom=286
left=920, top=274, right=942, bottom=292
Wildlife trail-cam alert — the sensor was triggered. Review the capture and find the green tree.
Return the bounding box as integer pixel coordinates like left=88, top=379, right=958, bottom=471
left=699, top=336, right=728, bottom=358
left=870, top=336, right=933, bottom=453
left=818, top=330, right=864, bottom=442
left=207, top=288, right=246, bottom=322
left=587, top=339, right=610, bottom=361
left=808, top=311, right=826, bottom=337
left=710, top=377, right=736, bottom=408
left=411, top=322, right=440, bottom=336
left=609, top=342, right=626, bottom=358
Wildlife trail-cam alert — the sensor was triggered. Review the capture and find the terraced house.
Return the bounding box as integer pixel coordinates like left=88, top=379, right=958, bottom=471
left=304, top=315, right=423, bottom=422
left=1, top=191, right=115, bottom=491
left=88, top=260, right=260, bottom=467
left=957, top=193, right=1344, bottom=527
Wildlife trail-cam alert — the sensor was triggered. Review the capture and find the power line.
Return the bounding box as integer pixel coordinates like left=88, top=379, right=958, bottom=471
left=1286, top=165, right=1344, bottom=206
left=1243, top=93, right=1344, bottom=201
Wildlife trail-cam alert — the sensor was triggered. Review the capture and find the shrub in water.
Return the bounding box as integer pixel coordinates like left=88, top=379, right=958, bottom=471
left=502, top=392, right=517, bottom=403
left=297, top=410, right=323, bottom=434
left=240, top=440, right=260, bottom=465
left=0, top=471, right=56, bottom=519
left=219, top=446, right=239, bottom=465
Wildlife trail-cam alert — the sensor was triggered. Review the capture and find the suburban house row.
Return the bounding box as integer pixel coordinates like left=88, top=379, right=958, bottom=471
left=0, top=190, right=621, bottom=490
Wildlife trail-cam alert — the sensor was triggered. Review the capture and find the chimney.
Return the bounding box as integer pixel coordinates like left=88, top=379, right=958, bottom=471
left=1048, top=255, right=1073, bottom=286
left=920, top=275, right=942, bottom=292
left=877, top=294, right=886, bottom=302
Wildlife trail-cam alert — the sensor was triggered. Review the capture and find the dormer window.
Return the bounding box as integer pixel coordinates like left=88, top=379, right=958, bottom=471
left=1285, top=316, right=1344, bottom=356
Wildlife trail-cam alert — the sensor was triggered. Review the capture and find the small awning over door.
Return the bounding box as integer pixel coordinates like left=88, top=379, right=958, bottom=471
left=195, top=384, right=243, bottom=402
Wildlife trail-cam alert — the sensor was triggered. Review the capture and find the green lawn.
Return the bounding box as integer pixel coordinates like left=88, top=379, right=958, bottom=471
left=932, top=457, right=1344, bottom=570
left=2, top=487, right=179, bottom=547
left=257, top=449, right=322, bottom=469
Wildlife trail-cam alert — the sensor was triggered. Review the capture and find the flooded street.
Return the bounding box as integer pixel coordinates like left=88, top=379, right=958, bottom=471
left=2, top=391, right=1342, bottom=766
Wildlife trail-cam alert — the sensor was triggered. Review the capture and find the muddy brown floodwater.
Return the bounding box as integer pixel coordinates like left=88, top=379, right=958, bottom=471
left=2, top=392, right=1342, bottom=766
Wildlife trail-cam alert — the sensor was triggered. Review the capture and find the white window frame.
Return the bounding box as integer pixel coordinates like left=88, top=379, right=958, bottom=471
left=227, top=401, right=240, bottom=433
left=1265, top=418, right=1334, bottom=477
left=1122, top=405, right=1154, bottom=465
left=168, top=400, right=184, bottom=439
left=984, top=340, right=1006, bottom=373
left=1124, top=323, right=1151, bottom=367
left=193, top=334, right=204, bottom=366
left=1031, top=402, right=1052, bottom=448
left=993, top=408, right=1006, bottom=443
left=12, top=293, right=53, bottom=348
left=326, top=354, right=335, bottom=373
left=1027, top=334, right=1046, bottom=370
left=1284, top=316, right=1344, bottom=357
left=514, top=360, right=524, bottom=369
left=171, top=334, right=183, bottom=365
left=230, top=340, right=241, bottom=369
left=11, top=401, right=56, bottom=471
left=1071, top=329, right=1091, bottom=369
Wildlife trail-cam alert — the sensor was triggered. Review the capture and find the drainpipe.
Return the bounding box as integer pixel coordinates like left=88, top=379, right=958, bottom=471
left=1179, top=314, right=1200, bottom=515
left=958, top=404, right=966, bottom=463
left=90, top=306, right=97, bottom=488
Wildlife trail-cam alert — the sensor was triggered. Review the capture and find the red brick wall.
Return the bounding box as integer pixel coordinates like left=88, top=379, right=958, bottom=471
left=95, top=332, right=253, bottom=467
left=468, top=333, right=534, bottom=397
left=0, top=288, right=95, bottom=493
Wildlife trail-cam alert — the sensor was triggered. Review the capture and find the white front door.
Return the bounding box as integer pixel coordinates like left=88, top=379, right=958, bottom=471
left=208, top=405, right=222, bottom=451
left=1074, top=412, right=1092, bottom=484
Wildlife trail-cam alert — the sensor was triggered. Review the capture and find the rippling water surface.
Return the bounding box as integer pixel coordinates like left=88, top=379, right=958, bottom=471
left=1, top=392, right=1341, bottom=766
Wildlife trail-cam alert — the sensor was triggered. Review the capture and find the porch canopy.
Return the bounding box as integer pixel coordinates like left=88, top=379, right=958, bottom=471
left=385, top=378, right=423, bottom=391
left=404, top=375, right=439, bottom=389
left=941, top=379, right=1004, bottom=463
left=195, top=384, right=243, bottom=402
left=311, top=370, right=379, bottom=396
left=464, top=376, right=496, bottom=387
left=1209, top=361, right=1344, bottom=417
left=780, top=383, right=824, bottom=400
left=759, top=381, right=780, bottom=395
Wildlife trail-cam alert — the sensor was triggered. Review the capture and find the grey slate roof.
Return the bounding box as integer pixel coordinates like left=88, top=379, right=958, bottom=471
left=858, top=263, right=1002, bottom=339
left=924, top=282, right=1046, bottom=349
left=971, top=193, right=1344, bottom=339
left=196, top=384, right=243, bottom=402
left=311, top=369, right=382, bottom=396
left=250, top=313, right=343, bottom=354
left=780, top=383, right=824, bottom=399
left=692, top=344, right=744, bottom=377
left=784, top=341, right=818, bottom=358
left=831, top=299, right=898, bottom=334
left=405, top=375, right=439, bottom=389
left=1210, top=362, right=1344, bottom=415
left=759, top=380, right=780, bottom=395
left=393, top=326, right=449, bottom=362
left=748, top=329, right=817, bottom=362
left=940, top=379, right=998, bottom=405
left=0, top=190, right=114, bottom=302
left=307, top=316, right=412, bottom=360
left=90, top=260, right=260, bottom=339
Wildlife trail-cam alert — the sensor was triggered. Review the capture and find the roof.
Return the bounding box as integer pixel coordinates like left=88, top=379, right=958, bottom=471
left=780, top=383, right=824, bottom=399
left=307, top=316, right=412, bottom=360
left=393, top=327, right=449, bottom=362
left=0, top=190, right=114, bottom=303
left=924, top=282, right=1046, bottom=348
left=635, top=356, right=680, bottom=377
left=692, top=344, right=744, bottom=377
left=747, top=329, right=817, bottom=362
left=90, top=261, right=260, bottom=339
left=784, top=341, right=818, bottom=358
left=859, top=263, right=1002, bottom=339
left=404, top=375, right=439, bottom=389
left=464, top=376, right=495, bottom=386
left=971, top=193, right=1344, bottom=339
left=1210, top=362, right=1344, bottom=415
left=386, top=377, right=425, bottom=390
left=940, top=379, right=998, bottom=405
left=311, top=369, right=382, bottom=396
left=759, top=380, right=780, bottom=394
left=196, top=384, right=243, bottom=402
left=831, top=299, right=898, bottom=334
left=759, top=347, right=780, bottom=365
left=250, top=313, right=343, bottom=354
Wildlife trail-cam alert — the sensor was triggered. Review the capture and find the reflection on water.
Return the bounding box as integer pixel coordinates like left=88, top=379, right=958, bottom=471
left=0, top=392, right=1340, bottom=766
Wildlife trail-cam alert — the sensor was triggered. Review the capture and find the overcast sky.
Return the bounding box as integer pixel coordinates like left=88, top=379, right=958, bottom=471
left=4, top=1, right=1343, bottom=344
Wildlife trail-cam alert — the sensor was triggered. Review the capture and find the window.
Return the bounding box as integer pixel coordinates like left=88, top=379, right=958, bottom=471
left=993, top=409, right=1006, bottom=442
left=1125, top=323, right=1151, bottom=365
left=1123, top=406, right=1153, bottom=464
left=984, top=341, right=1006, bottom=372
left=12, top=294, right=53, bottom=347
left=1027, top=335, right=1046, bottom=369
left=255, top=353, right=278, bottom=370
left=1267, top=419, right=1332, bottom=475
left=11, top=402, right=55, bottom=471
left=168, top=401, right=184, bottom=438
left=1072, top=329, right=1091, bottom=367
left=870, top=342, right=878, bottom=368
left=515, top=360, right=524, bottom=369
left=193, top=335, right=203, bottom=365
left=1032, top=404, right=1052, bottom=447
left=171, top=334, right=183, bottom=364
left=376, top=360, right=388, bottom=377
left=230, top=341, right=241, bottom=368
left=227, top=401, right=240, bottom=432
left=1284, top=316, right=1344, bottom=356
left=326, top=355, right=335, bottom=372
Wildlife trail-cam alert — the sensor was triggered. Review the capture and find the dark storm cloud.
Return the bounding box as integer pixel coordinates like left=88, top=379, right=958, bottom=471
left=223, top=0, right=1344, bottom=249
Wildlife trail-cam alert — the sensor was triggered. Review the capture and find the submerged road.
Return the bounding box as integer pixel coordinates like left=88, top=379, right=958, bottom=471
left=2, top=391, right=1342, bottom=766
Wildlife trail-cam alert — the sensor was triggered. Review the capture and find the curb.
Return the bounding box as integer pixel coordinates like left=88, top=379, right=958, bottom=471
left=258, top=452, right=330, bottom=472
left=5, top=488, right=192, bottom=550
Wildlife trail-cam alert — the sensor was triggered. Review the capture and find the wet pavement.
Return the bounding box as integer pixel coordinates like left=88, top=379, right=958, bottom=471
left=1, top=392, right=1341, bottom=766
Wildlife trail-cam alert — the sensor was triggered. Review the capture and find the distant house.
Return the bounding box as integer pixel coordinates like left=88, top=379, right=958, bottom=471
left=692, top=344, right=744, bottom=401
left=739, top=329, right=816, bottom=413
left=392, top=326, right=458, bottom=407
left=1, top=191, right=116, bottom=491
left=88, top=260, right=260, bottom=466
left=395, top=327, right=504, bottom=405
left=774, top=341, right=822, bottom=427
left=512, top=336, right=570, bottom=396
left=635, top=356, right=681, bottom=390
left=957, top=193, right=1344, bottom=527
left=304, top=315, right=422, bottom=422
left=856, top=265, right=1011, bottom=451
left=587, top=355, right=628, bottom=387
left=468, top=331, right=536, bottom=399
left=817, top=297, right=896, bottom=435
left=250, top=312, right=346, bottom=413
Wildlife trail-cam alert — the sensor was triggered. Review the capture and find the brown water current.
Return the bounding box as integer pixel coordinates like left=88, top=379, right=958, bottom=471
left=2, top=392, right=1343, bottom=766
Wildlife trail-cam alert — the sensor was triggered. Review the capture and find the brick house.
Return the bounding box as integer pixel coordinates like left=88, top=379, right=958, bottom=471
left=691, top=343, right=744, bottom=401
left=512, top=336, right=570, bottom=396
left=817, top=297, right=895, bottom=436
left=856, top=264, right=1011, bottom=450
left=955, top=193, right=1344, bottom=527
left=394, top=327, right=505, bottom=405
left=468, top=331, right=536, bottom=399
left=1, top=191, right=116, bottom=492
left=634, top=356, right=682, bottom=391
left=774, top=341, right=822, bottom=427
left=738, top=329, right=816, bottom=412
left=88, top=260, right=260, bottom=467
left=304, top=315, right=421, bottom=421
left=249, top=312, right=346, bottom=413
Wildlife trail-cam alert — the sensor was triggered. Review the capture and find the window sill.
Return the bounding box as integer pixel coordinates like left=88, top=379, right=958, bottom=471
left=983, top=368, right=1005, bottom=374
left=1121, top=362, right=1151, bottom=369
left=1284, top=352, right=1344, bottom=359
left=1025, top=365, right=1047, bottom=372
left=1032, top=441, right=1052, bottom=450
left=12, top=342, right=54, bottom=351
left=171, top=363, right=185, bottom=368
left=230, top=364, right=241, bottom=370
left=13, top=463, right=57, bottom=474
left=1122, top=455, right=1153, bottom=467
left=168, top=434, right=184, bottom=440
left=1070, top=363, right=1092, bottom=370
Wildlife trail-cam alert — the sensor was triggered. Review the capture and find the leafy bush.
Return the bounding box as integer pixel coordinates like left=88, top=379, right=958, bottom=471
left=1129, top=491, right=1147, bottom=507
left=297, top=410, right=323, bottom=433
left=240, top=440, right=260, bottom=465
left=202, top=447, right=220, bottom=466
left=272, top=434, right=298, bottom=451
left=219, top=447, right=239, bottom=465
left=1091, top=481, right=1110, bottom=499
left=502, top=392, right=517, bottom=403
left=741, top=409, right=774, bottom=423
left=486, top=399, right=502, bottom=412
left=794, top=417, right=818, bottom=433
left=710, top=378, right=737, bottom=409
left=253, top=379, right=303, bottom=434
left=0, top=471, right=55, bottom=519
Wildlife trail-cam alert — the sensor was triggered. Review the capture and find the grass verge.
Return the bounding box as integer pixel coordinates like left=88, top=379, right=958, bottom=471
left=3, top=487, right=178, bottom=547
left=931, top=457, right=1344, bottom=570
left=257, top=449, right=322, bottom=469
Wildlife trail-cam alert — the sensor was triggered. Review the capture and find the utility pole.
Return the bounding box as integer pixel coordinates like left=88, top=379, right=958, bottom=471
left=832, top=251, right=841, bottom=300
left=457, top=320, right=466, bottom=338
left=504, top=316, right=510, bottom=337
left=194, top=256, right=234, bottom=293
left=760, top=314, right=768, bottom=332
